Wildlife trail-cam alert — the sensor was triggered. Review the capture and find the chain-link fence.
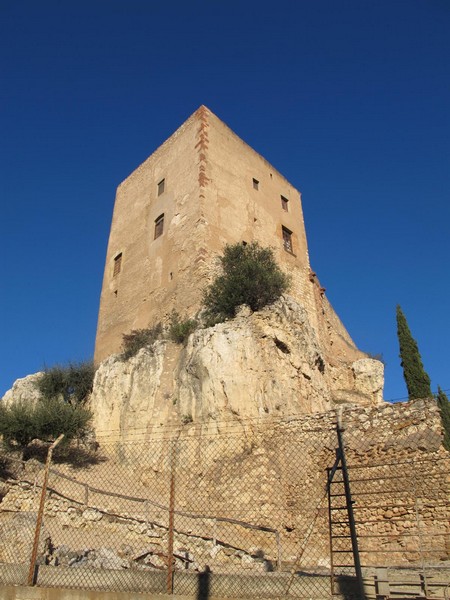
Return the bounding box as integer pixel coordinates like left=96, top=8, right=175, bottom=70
left=0, top=404, right=449, bottom=599
left=339, top=409, right=450, bottom=600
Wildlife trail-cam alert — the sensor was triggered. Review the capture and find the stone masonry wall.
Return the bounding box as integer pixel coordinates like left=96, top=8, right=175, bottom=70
left=1, top=398, right=448, bottom=577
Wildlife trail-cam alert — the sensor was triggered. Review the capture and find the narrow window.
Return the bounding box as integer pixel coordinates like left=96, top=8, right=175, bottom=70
left=113, top=252, right=122, bottom=276
left=157, top=178, right=165, bottom=196
left=281, top=195, right=289, bottom=211
left=154, top=214, right=164, bottom=239
left=282, top=226, right=293, bottom=253
left=253, top=178, right=259, bottom=190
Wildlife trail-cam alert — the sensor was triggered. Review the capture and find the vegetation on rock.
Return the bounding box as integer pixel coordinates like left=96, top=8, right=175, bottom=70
left=396, top=305, right=432, bottom=400
left=168, top=311, right=197, bottom=345
left=0, top=398, right=92, bottom=453
left=203, top=242, right=290, bottom=324
left=120, top=324, right=162, bottom=360
left=38, top=361, right=95, bottom=404
left=0, top=362, right=94, bottom=457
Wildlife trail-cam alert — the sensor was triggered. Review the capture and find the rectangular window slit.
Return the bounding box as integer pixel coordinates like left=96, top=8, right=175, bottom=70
left=157, top=178, right=165, bottom=196
left=113, top=253, right=122, bottom=276
left=281, top=195, right=289, bottom=211
left=282, top=226, right=293, bottom=253
left=154, top=214, right=164, bottom=239
left=253, top=178, right=259, bottom=190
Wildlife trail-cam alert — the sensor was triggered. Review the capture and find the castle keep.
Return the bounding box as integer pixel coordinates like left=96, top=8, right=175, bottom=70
left=94, top=106, right=363, bottom=366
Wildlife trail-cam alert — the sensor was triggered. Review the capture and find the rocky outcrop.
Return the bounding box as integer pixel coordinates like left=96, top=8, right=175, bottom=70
left=88, top=296, right=384, bottom=439
left=2, top=372, right=43, bottom=408
left=2, top=296, right=383, bottom=440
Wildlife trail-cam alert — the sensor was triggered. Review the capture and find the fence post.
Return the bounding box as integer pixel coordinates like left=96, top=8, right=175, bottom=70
left=336, top=420, right=365, bottom=599
left=27, top=434, right=64, bottom=586
left=167, top=440, right=177, bottom=595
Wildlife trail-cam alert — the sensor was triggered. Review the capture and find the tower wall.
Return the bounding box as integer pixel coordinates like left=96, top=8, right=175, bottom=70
left=95, top=111, right=203, bottom=363
left=94, top=106, right=362, bottom=364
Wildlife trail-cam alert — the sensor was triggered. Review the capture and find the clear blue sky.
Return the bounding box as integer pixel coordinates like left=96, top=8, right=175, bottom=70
left=1, top=1, right=449, bottom=401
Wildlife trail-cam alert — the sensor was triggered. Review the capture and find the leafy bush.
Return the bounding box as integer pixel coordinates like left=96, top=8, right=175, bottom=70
left=203, top=242, right=291, bottom=324
left=168, top=311, right=197, bottom=345
left=0, top=398, right=92, bottom=451
left=38, top=361, right=96, bottom=404
left=0, top=401, right=39, bottom=449
left=120, top=324, right=162, bottom=360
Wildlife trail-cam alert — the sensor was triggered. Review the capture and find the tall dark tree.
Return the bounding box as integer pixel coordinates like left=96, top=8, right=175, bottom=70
left=436, top=387, right=450, bottom=451
left=396, top=305, right=432, bottom=399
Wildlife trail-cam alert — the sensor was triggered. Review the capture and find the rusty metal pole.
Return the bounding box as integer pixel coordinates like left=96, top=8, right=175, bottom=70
left=327, top=466, right=336, bottom=597
left=336, top=422, right=365, bottom=599
left=27, top=434, right=64, bottom=586
left=166, top=440, right=176, bottom=595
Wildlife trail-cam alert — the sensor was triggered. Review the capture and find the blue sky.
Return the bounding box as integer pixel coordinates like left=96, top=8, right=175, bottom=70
left=1, top=1, right=449, bottom=401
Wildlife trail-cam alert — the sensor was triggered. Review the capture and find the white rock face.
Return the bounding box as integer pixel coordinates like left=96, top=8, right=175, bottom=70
left=2, top=296, right=384, bottom=438
left=2, top=372, right=43, bottom=407
left=87, top=296, right=384, bottom=438
left=352, top=358, right=385, bottom=398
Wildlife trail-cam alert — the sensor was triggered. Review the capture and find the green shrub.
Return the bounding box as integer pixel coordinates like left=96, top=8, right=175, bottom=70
left=38, top=361, right=96, bottom=404
left=0, top=398, right=92, bottom=452
left=120, top=324, right=163, bottom=360
left=168, top=311, right=197, bottom=345
left=0, top=401, right=39, bottom=448
left=203, top=242, right=291, bottom=324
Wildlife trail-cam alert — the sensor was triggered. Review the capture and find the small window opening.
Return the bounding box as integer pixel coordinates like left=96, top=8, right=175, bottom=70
left=154, top=214, right=164, bottom=239
left=157, top=179, right=165, bottom=196
left=113, top=253, right=122, bottom=276
left=253, top=178, right=259, bottom=190
left=281, top=195, right=289, bottom=211
left=242, top=240, right=248, bottom=246
left=282, top=226, right=293, bottom=253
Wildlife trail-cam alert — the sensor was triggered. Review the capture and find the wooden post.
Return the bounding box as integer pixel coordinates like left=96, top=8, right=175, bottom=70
left=27, top=434, right=64, bottom=586
left=166, top=441, right=177, bottom=594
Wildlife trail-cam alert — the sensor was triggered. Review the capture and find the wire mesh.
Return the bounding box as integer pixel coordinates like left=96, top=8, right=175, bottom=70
left=0, top=455, right=46, bottom=586
left=340, top=407, right=450, bottom=600
left=0, top=407, right=449, bottom=599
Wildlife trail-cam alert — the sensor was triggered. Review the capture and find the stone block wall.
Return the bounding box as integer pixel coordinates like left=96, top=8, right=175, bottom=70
left=1, top=398, right=448, bottom=583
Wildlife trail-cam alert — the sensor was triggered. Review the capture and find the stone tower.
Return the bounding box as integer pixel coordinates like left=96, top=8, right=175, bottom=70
left=94, top=106, right=363, bottom=366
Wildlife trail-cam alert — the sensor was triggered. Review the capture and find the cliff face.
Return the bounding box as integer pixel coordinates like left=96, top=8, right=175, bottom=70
left=89, top=296, right=383, bottom=440
left=2, top=296, right=383, bottom=440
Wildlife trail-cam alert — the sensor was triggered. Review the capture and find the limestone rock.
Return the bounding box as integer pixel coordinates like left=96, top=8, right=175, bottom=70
left=88, top=295, right=384, bottom=438
left=2, top=295, right=384, bottom=438
left=2, top=372, right=43, bottom=407
left=352, top=358, right=384, bottom=397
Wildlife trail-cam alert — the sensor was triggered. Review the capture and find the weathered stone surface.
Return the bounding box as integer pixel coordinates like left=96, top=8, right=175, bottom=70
left=94, top=105, right=364, bottom=370
left=2, top=372, right=42, bottom=408
left=0, top=399, right=448, bottom=576
left=86, top=295, right=384, bottom=437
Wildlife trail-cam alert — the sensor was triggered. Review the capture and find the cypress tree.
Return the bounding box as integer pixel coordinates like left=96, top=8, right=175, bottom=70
left=396, top=305, right=432, bottom=399
left=436, top=387, right=450, bottom=451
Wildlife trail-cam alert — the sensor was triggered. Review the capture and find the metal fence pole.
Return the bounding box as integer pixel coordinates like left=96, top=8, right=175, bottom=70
left=27, top=434, right=64, bottom=586
left=166, top=440, right=177, bottom=595
left=336, top=421, right=365, bottom=599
